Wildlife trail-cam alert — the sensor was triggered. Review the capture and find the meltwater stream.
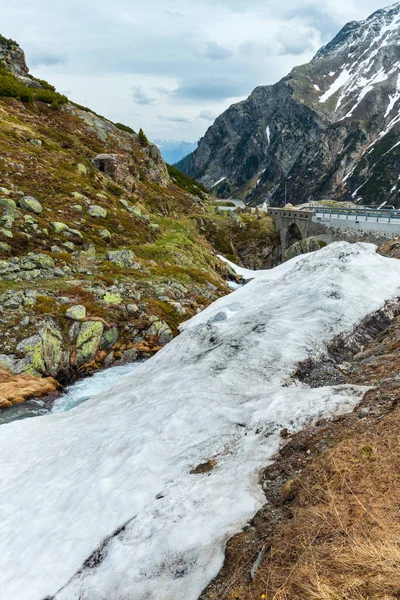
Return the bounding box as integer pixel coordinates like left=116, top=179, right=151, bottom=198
left=0, top=362, right=143, bottom=425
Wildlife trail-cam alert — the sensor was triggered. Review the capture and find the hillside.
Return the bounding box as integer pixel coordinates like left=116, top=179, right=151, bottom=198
left=178, top=2, right=400, bottom=207
left=0, top=36, right=278, bottom=401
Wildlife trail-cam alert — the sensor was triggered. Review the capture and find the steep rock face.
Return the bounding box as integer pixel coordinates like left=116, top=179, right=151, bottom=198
left=178, top=2, right=400, bottom=207
left=0, top=36, right=29, bottom=77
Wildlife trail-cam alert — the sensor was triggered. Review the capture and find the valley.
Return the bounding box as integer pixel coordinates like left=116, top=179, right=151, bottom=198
left=1, top=2, right=400, bottom=599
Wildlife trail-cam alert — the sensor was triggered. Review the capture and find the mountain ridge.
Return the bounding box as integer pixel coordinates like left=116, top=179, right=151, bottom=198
left=177, top=1, right=400, bottom=207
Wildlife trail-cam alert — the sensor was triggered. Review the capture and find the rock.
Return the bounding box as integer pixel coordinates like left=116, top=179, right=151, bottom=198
left=77, top=163, right=88, bottom=175
left=63, top=242, right=75, bottom=251
left=0, top=187, right=10, bottom=196
left=0, top=290, right=24, bottom=309
left=103, top=292, right=122, bottom=304
left=68, top=322, right=81, bottom=341
left=0, top=228, right=13, bottom=239
left=0, top=242, right=11, bottom=253
left=24, top=253, right=55, bottom=269
left=106, top=249, right=136, bottom=268
left=131, top=206, right=142, bottom=217
left=120, top=348, right=138, bottom=363
left=67, top=228, right=83, bottom=239
left=29, top=138, right=42, bottom=147
left=88, top=205, right=107, bottom=218
left=0, top=197, right=16, bottom=209
left=119, top=199, right=130, bottom=210
left=76, top=320, right=104, bottom=367
left=65, top=305, right=87, bottom=320
left=18, top=196, right=43, bottom=214
left=41, top=323, right=63, bottom=377
left=100, top=326, right=119, bottom=350
left=16, top=334, right=44, bottom=374
left=71, top=192, right=88, bottom=201
left=24, top=215, right=39, bottom=231
left=72, top=204, right=83, bottom=212
left=51, top=221, right=69, bottom=234
left=99, top=229, right=111, bottom=240
left=146, top=319, right=173, bottom=346
left=0, top=367, right=58, bottom=408
left=285, top=237, right=323, bottom=261
left=126, top=303, right=139, bottom=314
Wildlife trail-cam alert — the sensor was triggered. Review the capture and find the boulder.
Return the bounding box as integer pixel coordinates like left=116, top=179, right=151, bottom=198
left=146, top=319, right=173, bottom=346
left=41, top=324, right=63, bottom=377
left=51, top=222, right=69, bottom=234
left=88, top=205, right=107, bottom=218
left=100, top=326, right=119, bottom=350
left=76, top=320, right=104, bottom=367
left=106, top=249, right=136, bottom=268
left=65, top=305, right=87, bottom=320
left=99, top=229, right=111, bottom=240
left=18, top=196, right=43, bottom=214
left=77, top=163, right=88, bottom=175
left=103, top=292, right=122, bottom=304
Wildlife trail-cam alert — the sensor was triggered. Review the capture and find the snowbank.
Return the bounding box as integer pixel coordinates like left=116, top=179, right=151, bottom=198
left=2, top=242, right=400, bottom=600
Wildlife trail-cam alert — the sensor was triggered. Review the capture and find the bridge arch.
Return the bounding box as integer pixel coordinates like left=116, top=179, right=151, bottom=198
left=285, top=222, right=303, bottom=250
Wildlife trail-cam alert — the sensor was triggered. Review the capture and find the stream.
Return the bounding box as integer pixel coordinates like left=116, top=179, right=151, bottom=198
left=0, top=362, right=144, bottom=426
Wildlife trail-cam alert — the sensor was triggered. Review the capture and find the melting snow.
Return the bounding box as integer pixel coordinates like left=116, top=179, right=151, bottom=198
left=319, top=69, right=351, bottom=104
left=313, top=84, right=320, bottom=91
left=2, top=244, right=400, bottom=600
left=266, top=125, right=271, bottom=145
left=213, top=176, right=226, bottom=187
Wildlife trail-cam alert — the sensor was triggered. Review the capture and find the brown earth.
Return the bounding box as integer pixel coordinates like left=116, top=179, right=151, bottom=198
left=0, top=366, right=58, bottom=408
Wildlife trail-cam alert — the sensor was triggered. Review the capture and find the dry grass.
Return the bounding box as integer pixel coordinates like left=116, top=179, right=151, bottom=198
left=224, top=408, right=400, bottom=600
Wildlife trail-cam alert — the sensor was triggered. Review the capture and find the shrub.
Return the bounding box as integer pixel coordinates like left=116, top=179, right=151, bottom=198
left=115, top=122, right=135, bottom=135
left=0, top=61, right=67, bottom=105
left=138, top=128, right=149, bottom=147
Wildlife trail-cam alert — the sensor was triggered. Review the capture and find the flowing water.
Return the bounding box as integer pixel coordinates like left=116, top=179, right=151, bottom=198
left=0, top=362, right=143, bottom=425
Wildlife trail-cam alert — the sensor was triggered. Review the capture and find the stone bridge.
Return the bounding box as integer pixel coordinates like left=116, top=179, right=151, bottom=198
left=269, top=207, right=398, bottom=261
left=269, top=208, right=315, bottom=260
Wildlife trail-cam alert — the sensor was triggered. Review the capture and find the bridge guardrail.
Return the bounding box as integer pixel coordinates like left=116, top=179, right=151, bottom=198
left=313, top=206, right=400, bottom=223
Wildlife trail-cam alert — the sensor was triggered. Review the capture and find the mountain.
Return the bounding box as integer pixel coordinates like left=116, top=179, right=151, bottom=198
left=177, top=2, right=400, bottom=207
left=154, top=139, right=198, bottom=164
left=0, top=34, right=278, bottom=399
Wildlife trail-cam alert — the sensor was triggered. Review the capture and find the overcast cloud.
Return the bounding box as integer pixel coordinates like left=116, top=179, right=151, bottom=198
left=1, top=0, right=392, bottom=141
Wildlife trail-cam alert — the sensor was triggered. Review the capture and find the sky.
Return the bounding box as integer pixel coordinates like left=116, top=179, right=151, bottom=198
left=1, top=0, right=392, bottom=143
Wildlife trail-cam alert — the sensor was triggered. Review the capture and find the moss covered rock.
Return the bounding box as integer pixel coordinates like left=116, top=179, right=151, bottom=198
left=18, top=195, right=43, bottom=214
left=106, top=249, right=136, bottom=268
left=65, top=305, right=87, bottom=320
left=76, top=320, right=104, bottom=366
left=88, top=205, right=107, bottom=218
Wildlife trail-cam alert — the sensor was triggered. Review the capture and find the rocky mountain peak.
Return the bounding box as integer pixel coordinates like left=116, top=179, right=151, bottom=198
left=177, top=1, right=400, bottom=208
left=0, top=35, right=29, bottom=78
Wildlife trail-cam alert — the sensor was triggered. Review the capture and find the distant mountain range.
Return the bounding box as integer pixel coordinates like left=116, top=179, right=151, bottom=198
left=154, top=139, right=197, bottom=164
left=177, top=1, right=400, bottom=207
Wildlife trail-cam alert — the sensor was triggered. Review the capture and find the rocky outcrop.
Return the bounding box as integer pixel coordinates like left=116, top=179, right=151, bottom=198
left=178, top=3, right=400, bottom=208
left=0, top=366, right=58, bottom=408
left=284, top=237, right=324, bottom=261
left=0, top=37, right=29, bottom=78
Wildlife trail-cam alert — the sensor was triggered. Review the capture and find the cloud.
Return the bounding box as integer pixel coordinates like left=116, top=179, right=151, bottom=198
left=203, top=42, right=233, bottom=60
left=131, top=86, right=155, bottom=105
left=198, top=109, right=217, bottom=121
left=172, top=77, right=248, bottom=102
left=158, top=114, right=190, bottom=123
left=29, top=52, right=66, bottom=68
left=0, top=0, right=389, bottom=142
